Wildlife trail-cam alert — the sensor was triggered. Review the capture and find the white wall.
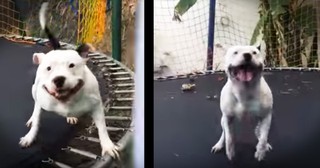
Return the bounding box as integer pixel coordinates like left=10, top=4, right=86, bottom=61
left=154, top=0, right=260, bottom=76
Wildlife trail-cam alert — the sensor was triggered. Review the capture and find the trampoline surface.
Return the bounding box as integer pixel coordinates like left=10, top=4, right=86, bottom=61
left=154, top=70, right=320, bottom=168
left=0, top=38, right=75, bottom=168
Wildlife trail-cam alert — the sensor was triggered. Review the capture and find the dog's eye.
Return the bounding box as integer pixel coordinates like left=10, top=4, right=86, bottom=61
left=69, top=63, right=75, bottom=68
left=47, top=66, right=51, bottom=71
left=253, top=51, right=257, bottom=55
left=234, top=51, right=238, bottom=55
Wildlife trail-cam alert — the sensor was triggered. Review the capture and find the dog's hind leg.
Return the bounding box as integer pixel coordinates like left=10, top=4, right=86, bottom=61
left=254, top=112, right=272, bottom=161
left=19, top=103, right=42, bottom=147
left=211, top=118, right=225, bottom=153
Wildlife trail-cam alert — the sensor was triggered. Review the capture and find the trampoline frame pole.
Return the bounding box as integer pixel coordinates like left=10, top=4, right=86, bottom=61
left=112, top=0, right=122, bottom=61
left=206, top=0, right=216, bottom=70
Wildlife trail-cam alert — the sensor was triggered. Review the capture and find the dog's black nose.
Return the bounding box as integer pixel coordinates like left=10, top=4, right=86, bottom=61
left=243, top=53, right=252, bottom=62
left=53, top=76, right=66, bottom=88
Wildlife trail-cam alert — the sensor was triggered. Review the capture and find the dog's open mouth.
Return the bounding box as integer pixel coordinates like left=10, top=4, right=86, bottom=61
left=43, top=80, right=84, bottom=102
left=229, top=63, right=263, bottom=82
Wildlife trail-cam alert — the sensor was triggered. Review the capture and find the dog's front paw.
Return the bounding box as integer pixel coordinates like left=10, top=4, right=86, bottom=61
left=101, top=141, right=120, bottom=159
left=254, top=143, right=272, bottom=161
left=26, top=118, right=34, bottom=127
left=19, top=135, right=35, bottom=148
left=254, top=149, right=266, bottom=161
left=211, top=141, right=224, bottom=153
left=66, top=117, right=78, bottom=125
left=266, top=143, right=272, bottom=151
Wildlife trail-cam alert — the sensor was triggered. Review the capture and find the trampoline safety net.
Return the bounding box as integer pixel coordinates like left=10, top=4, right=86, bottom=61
left=154, top=0, right=320, bottom=77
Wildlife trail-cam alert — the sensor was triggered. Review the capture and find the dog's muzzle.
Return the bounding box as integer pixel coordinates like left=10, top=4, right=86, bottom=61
left=228, top=62, right=263, bottom=82
left=43, top=79, right=84, bottom=102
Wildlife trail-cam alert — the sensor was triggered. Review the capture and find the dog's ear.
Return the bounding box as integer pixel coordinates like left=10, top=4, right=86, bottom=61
left=76, top=43, right=96, bottom=58
left=33, top=53, right=46, bottom=65
left=257, top=44, right=261, bottom=51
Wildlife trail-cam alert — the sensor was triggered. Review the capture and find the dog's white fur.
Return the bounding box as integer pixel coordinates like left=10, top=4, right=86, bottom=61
left=19, top=2, right=119, bottom=159
left=39, top=2, right=47, bottom=30
left=211, top=45, right=273, bottom=161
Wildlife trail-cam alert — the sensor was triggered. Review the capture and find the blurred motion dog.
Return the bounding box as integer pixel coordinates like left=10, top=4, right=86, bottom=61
left=211, top=45, right=273, bottom=161
left=19, top=2, right=119, bottom=159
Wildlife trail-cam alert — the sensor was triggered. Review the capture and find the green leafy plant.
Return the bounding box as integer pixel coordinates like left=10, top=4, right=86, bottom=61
left=251, top=0, right=317, bottom=67
left=173, top=0, right=197, bottom=22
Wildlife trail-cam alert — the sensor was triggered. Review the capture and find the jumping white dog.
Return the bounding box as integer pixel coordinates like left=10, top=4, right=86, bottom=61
left=19, top=2, right=119, bottom=159
left=211, top=45, right=273, bottom=161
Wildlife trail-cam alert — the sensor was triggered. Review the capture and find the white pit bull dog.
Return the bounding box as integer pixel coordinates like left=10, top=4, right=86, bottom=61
left=211, top=45, right=273, bottom=161
left=19, top=2, right=119, bottom=159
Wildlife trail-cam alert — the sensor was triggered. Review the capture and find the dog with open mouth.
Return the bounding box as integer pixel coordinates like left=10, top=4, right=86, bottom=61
left=19, top=2, right=119, bottom=159
left=211, top=45, right=273, bottom=161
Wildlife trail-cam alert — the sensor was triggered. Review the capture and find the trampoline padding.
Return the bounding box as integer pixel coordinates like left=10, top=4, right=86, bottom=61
left=0, top=38, right=75, bottom=168
left=154, top=71, right=320, bottom=168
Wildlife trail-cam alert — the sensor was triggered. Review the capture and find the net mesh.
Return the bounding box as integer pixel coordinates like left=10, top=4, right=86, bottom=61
left=77, top=0, right=106, bottom=44
left=154, top=0, right=319, bottom=77
left=0, top=0, right=107, bottom=45
left=154, top=0, right=210, bottom=75
left=0, top=0, right=136, bottom=70
left=0, top=0, right=24, bottom=35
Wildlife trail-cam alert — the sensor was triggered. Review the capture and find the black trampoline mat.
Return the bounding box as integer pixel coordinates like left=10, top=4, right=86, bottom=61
left=0, top=38, right=75, bottom=168
left=154, top=71, right=320, bottom=168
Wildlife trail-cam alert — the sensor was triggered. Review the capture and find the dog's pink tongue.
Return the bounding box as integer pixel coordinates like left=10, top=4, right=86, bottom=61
left=48, top=89, right=58, bottom=96
left=237, top=70, right=253, bottom=81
